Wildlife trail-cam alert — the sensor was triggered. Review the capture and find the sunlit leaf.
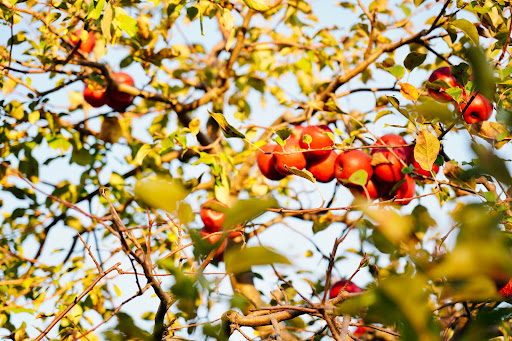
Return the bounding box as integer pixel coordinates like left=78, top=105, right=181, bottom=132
left=134, top=177, right=189, bottom=212
left=209, top=111, right=245, bottom=138
left=223, top=198, right=278, bottom=229
left=225, top=246, right=290, bottom=274
left=243, top=0, right=273, bottom=11
left=451, top=19, right=479, bottom=45
left=414, top=130, right=440, bottom=172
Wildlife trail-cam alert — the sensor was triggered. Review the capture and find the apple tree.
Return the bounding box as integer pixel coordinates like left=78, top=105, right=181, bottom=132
left=2, top=0, right=512, bottom=340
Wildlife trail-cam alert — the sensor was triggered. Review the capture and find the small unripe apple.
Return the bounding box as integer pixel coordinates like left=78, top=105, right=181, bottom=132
left=299, top=125, right=334, bottom=160
left=69, top=29, right=96, bottom=54
left=393, top=175, right=416, bottom=205
left=306, top=150, right=337, bottom=183
left=257, top=144, right=286, bottom=181
left=334, top=150, right=373, bottom=186
left=457, top=92, right=493, bottom=124
left=428, top=66, right=461, bottom=103
left=329, top=279, right=364, bottom=299
left=83, top=84, right=107, bottom=108
left=274, top=138, right=307, bottom=175
left=106, top=72, right=135, bottom=111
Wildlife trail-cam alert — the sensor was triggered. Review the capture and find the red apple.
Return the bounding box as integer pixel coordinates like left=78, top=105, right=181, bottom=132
left=83, top=84, right=107, bottom=108
left=412, top=158, right=439, bottom=178
left=457, top=92, right=493, bottom=124
left=497, top=278, right=512, bottom=298
left=349, top=178, right=380, bottom=200
left=274, top=138, right=307, bottom=175
left=106, top=72, right=135, bottom=111
left=257, top=144, right=286, bottom=181
left=200, top=199, right=243, bottom=238
left=200, top=229, right=226, bottom=261
left=372, top=135, right=408, bottom=184
left=428, top=66, right=461, bottom=103
left=69, top=29, right=96, bottom=54
left=200, top=199, right=226, bottom=233
left=306, top=150, right=337, bottom=183
left=334, top=150, right=373, bottom=186
left=393, top=175, right=416, bottom=205
left=329, top=279, right=364, bottom=299
left=299, top=125, right=334, bottom=160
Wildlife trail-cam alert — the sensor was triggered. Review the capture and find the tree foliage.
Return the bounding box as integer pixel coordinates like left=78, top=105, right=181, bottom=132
left=1, top=0, right=512, bottom=340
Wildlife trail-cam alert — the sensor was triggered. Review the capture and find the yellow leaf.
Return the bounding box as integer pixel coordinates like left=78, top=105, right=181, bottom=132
left=188, top=117, right=200, bottom=136
left=243, top=0, right=273, bottom=11
left=114, top=284, right=121, bottom=297
left=399, top=82, right=419, bottom=101
left=414, top=130, right=440, bottom=172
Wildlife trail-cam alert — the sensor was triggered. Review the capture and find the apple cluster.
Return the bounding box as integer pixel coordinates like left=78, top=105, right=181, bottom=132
left=428, top=67, right=493, bottom=124
left=258, top=128, right=440, bottom=205
left=83, top=72, right=135, bottom=111
left=69, top=29, right=135, bottom=112
left=198, top=199, right=242, bottom=261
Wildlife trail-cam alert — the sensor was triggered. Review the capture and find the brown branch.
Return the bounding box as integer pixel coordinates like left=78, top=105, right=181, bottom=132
left=34, top=263, right=121, bottom=341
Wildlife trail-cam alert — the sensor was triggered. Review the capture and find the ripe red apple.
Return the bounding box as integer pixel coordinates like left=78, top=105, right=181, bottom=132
left=334, top=150, right=373, bottom=186
left=200, top=229, right=226, bottom=261
left=106, top=72, right=135, bottom=111
left=257, top=144, right=286, bottom=181
left=412, top=158, right=439, bottom=178
left=200, top=199, right=243, bottom=238
left=329, top=279, right=364, bottom=299
left=428, top=66, right=461, bottom=103
left=372, top=135, right=408, bottom=184
left=299, top=125, right=334, bottom=160
left=393, top=175, right=416, bottom=205
left=200, top=199, right=226, bottom=233
left=83, top=84, right=107, bottom=108
left=69, top=29, right=96, bottom=54
left=306, top=150, right=337, bottom=183
left=457, top=92, right=493, bottom=124
left=274, top=138, right=307, bottom=175
left=349, top=178, right=380, bottom=200
left=497, top=278, right=512, bottom=298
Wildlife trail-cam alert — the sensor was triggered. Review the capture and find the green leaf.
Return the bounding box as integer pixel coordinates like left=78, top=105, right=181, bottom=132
left=225, top=246, right=291, bottom=274
left=186, top=6, right=199, bottom=20
left=90, top=0, right=105, bottom=20
left=347, top=169, right=369, bottom=187
left=385, top=65, right=405, bottom=80
left=117, top=12, right=138, bottom=38
left=403, top=52, right=426, bottom=72
left=414, top=130, right=440, bottom=172
left=209, top=111, right=246, bottom=139
left=275, top=127, right=292, bottom=141
left=466, top=46, right=495, bottom=101
left=223, top=198, right=278, bottom=229
left=134, top=177, right=189, bottom=213
left=451, top=19, right=479, bottom=45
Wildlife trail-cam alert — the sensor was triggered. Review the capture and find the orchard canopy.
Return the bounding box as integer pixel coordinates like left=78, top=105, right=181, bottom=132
left=2, top=0, right=512, bottom=340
